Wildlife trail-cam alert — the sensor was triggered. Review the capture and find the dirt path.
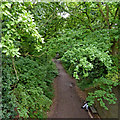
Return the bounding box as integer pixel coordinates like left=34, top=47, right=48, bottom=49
left=47, top=59, right=90, bottom=118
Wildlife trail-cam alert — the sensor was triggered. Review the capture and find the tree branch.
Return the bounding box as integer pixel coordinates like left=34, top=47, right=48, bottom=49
left=109, top=7, right=119, bottom=28
left=97, top=3, right=110, bottom=29
left=106, top=4, right=110, bottom=28
left=114, top=7, right=119, bottom=19
left=12, top=57, right=19, bottom=81
left=84, top=4, right=94, bottom=32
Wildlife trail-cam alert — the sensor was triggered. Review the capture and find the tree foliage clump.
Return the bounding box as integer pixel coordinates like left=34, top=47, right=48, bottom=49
left=1, top=2, right=44, bottom=57
left=46, top=26, right=119, bottom=110
left=1, top=1, right=120, bottom=118
left=42, top=2, right=119, bottom=110
left=1, top=2, right=58, bottom=119
left=60, top=29, right=119, bottom=110
left=2, top=55, right=58, bottom=118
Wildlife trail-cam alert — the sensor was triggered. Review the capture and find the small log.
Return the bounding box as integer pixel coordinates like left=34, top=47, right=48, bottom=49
left=89, top=106, right=98, bottom=114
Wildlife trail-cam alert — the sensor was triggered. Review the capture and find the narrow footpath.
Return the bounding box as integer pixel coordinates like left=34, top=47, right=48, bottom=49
left=47, top=59, right=90, bottom=118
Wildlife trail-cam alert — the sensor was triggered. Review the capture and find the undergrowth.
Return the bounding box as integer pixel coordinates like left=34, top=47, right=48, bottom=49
left=47, top=28, right=119, bottom=110
left=2, top=55, right=58, bottom=118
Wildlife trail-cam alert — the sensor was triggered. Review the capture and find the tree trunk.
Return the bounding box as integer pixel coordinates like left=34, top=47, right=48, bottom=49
left=111, top=39, right=119, bottom=56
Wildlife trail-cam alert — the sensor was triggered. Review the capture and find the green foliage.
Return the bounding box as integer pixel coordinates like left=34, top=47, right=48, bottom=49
left=61, top=46, right=112, bottom=78
left=31, top=2, right=65, bottom=40
left=2, top=56, right=18, bottom=119
left=2, top=55, right=58, bottom=118
left=45, top=28, right=90, bottom=58
left=2, top=2, right=59, bottom=119
left=2, top=1, right=119, bottom=118
left=1, top=2, right=44, bottom=57
left=87, top=89, right=117, bottom=110
left=47, top=27, right=119, bottom=110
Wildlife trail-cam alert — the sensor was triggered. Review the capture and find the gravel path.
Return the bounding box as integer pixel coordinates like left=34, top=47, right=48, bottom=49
left=47, top=59, right=90, bottom=118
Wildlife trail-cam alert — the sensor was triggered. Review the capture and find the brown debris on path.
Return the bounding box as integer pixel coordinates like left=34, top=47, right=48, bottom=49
left=47, top=59, right=90, bottom=118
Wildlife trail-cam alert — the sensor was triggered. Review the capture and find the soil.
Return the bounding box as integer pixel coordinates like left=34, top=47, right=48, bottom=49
left=47, top=59, right=90, bottom=118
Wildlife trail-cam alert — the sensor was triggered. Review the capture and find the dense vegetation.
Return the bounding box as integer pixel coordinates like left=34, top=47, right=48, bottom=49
left=1, top=2, right=58, bottom=119
left=1, top=1, right=119, bottom=119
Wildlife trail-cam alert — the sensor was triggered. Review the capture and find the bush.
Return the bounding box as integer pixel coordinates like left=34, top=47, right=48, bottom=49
left=2, top=55, right=58, bottom=118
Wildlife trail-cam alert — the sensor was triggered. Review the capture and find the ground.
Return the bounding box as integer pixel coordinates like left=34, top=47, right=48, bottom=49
left=47, top=59, right=90, bottom=118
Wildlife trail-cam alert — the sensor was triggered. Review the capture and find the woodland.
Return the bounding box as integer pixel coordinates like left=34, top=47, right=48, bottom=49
left=1, top=1, right=120, bottom=119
